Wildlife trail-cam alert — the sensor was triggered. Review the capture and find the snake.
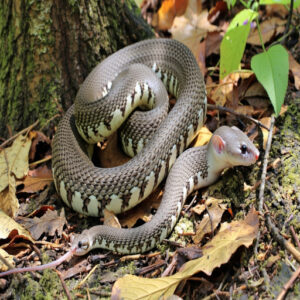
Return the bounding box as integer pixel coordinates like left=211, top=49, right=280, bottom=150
left=52, top=38, right=260, bottom=256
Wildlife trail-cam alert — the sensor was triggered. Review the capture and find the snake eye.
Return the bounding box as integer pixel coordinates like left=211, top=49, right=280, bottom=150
left=78, top=241, right=82, bottom=248
left=241, top=144, right=247, bottom=154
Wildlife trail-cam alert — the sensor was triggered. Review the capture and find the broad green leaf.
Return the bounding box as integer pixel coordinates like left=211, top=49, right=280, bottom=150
left=112, top=209, right=259, bottom=300
left=227, top=9, right=258, bottom=31
left=260, top=0, right=300, bottom=8
left=220, top=9, right=257, bottom=79
left=251, top=45, right=288, bottom=116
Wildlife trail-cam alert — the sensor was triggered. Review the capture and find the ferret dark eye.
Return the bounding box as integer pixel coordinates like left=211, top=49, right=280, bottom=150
left=241, top=144, right=247, bottom=154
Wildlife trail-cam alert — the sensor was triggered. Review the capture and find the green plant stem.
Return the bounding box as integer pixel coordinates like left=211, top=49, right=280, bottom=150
left=281, top=0, right=294, bottom=45
left=256, top=17, right=266, bottom=52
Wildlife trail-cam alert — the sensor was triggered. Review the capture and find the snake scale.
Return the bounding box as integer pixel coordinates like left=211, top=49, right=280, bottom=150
left=52, top=38, right=259, bottom=255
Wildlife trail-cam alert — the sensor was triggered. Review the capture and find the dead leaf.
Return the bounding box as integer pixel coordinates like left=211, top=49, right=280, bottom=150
left=0, top=133, right=33, bottom=217
left=205, top=31, right=223, bottom=56
left=0, top=210, right=34, bottom=246
left=99, top=133, right=130, bottom=168
left=104, top=209, right=121, bottom=228
left=208, top=73, right=239, bottom=106
left=0, top=134, right=33, bottom=192
left=17, top=165, right=53, bottom=193
left=119, top=188, right=163, bottom=228
left=192, top=127, right=212, bottom=147
left=0, top=248, right=15, bottom=272
left=265, top=4, right=288, bottom=18
left=157, top=0, right=189, bottom=30
left=288, top=51, right=300, bottom=90
left=0, top=178, right=18, bottom=218
left=207, top=1, right=228, bottom=23
left=193, top=197, right=227, bottom=244
left=247, top=17, right=285, bottom=45
left=16, top=209, right=66, bottom=240
left=112, top=208, right=259, bottom=300
left=29, top=131, right=51, bottom=161
left=171, top=4, right=218, bottom=66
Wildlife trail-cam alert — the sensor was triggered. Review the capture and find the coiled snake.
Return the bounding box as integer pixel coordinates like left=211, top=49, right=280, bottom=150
left=52, top=39, right=259, bottom=255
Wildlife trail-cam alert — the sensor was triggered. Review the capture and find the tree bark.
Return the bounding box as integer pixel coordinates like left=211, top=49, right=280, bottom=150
left=0, top=0, right=153, bottom=137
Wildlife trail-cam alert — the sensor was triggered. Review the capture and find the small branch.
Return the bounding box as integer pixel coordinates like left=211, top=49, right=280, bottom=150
left=254, top=115, right=275, bottom=257
left=258, top=115, right=275, bottom=212
left=0, top=253, right=22, bottom=281
left=290, top=226, right=300, bottom=250
left=0, top=120, right=39, bottom=149
left=276, top=264, right=300, bottom=300
left=55, top=270, right=72, bottom=300
left=265, top=210, right=300, bottom=263
left=207, top=104, right=270, bottom=131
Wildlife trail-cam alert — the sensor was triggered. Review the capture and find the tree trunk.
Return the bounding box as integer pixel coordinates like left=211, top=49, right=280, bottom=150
left=0, top=0, right=153, bottom=137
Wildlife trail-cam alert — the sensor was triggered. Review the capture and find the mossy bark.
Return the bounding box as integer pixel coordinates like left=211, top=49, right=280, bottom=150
left=0, top=0, right=153, bottom=137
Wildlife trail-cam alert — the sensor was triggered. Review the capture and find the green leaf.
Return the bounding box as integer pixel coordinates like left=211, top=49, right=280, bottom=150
left=220, top=9, right=257, bottom=79
left=227, top=9, right=257, bottom=31
left=251, top=45, right=289, bottom=116
left=260, top=0, right=300, bottom=8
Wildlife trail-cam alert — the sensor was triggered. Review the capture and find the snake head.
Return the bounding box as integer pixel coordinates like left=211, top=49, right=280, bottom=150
left=71, top=231, right=93, bottom=256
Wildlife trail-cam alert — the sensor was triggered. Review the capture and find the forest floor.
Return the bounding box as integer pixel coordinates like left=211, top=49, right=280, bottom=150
left=0, top=1, right=299, bottom=299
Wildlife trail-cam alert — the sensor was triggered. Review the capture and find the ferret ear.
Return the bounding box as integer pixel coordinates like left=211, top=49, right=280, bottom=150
left=211, top=134, right=226, bottom=154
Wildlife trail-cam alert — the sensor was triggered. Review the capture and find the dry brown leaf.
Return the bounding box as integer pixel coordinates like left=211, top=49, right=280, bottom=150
left=205, top=31, right=223, bottom=56
left=247, top=17, right=285, bottom=45
left=104, top=209, right=121, bottom=228
left=119, top=188, right=163, bottom=228
left=29, top=131, right=51, bottom=161
left=0, top=210, right=34, bottom=246
left=208, top=73, right=239, bottom=106
left=0, top=177, right=19, bottom=218
left=99, top=133, right=130, bottom=168
left=157, top=0, right=189, bottom=30
left=170, top=1, right=218, bottom=66
left=17, top=209, right=66, bottom=240
left=192, top=127, right=212, bottom=147
left=0, top=134, right=33, bottom=192
left=265, top=4, right=289, bottom=18
left=112, top=208, right=259, bottom=300
left=0, top=248, right=15, bottom=272
left=288, top=51, right=300, bottom=90
left=193, top=197, right=227, bottom=244
left=0, top=133, right=33, bottom=217
left=17, top=165, right=53, bottom=193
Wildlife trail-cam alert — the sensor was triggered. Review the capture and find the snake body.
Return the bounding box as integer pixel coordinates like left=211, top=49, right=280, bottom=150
left=52, top=39, right=259, bottom=255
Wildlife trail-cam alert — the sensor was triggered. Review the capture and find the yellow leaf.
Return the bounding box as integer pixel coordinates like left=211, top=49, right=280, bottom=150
left=170, top=5, right=218, bottom=64
left=0, top=176, right=19, bottom=217
left=112, top=208, right=259, bottom=300
left=192, top=127, right=212, bottom=147
left=0, top=248, right=15, bottom=272
left=0, top=134, right=32, bottom=192
left=193, top=197, right=227, bottom=244
left=0, top=210, right=34, bottom=244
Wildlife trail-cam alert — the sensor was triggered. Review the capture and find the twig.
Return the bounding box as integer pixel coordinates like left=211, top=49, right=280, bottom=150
left=184, top=194, right=198, bottom=212
left=276, top=264, right=300, bottom=300
left=290, top=226, right=300, bottom=250
left=254, top=115, right=274, bottom=257
left=75, top=264, right=99, bottom=289
left=207, top=104, right=270, bottom=131
left=0, top=253, right=22, bottom=281
left=281, top=0, right=294, bottom=46
left=258, top=115, right=275, bottom=212
left=265, top=209, right=300, bottom=263
left=0, top=120, right=39, bottom=149
left=55, top=270, right=72, bottom=300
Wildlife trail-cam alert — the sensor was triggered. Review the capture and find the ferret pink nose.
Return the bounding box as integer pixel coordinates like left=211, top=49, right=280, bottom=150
left=254, top=150, right=260, bottom=160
